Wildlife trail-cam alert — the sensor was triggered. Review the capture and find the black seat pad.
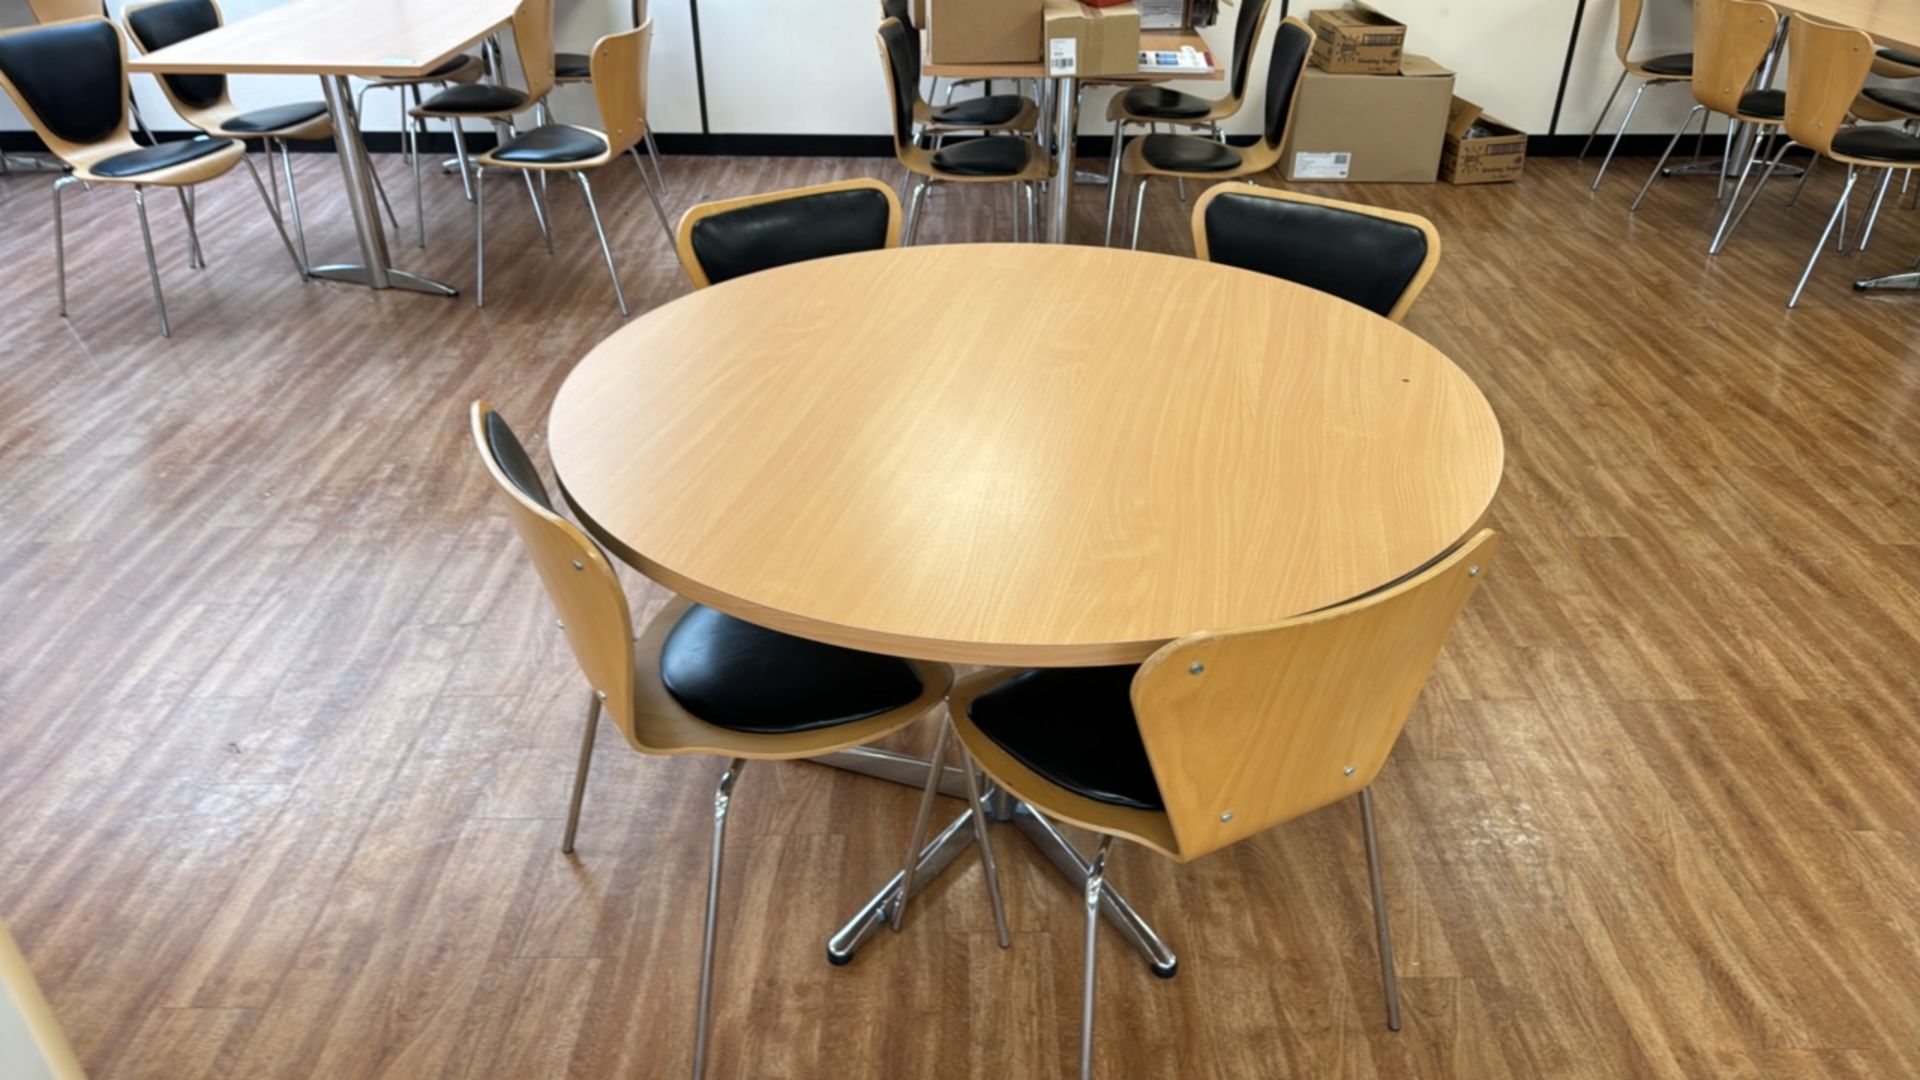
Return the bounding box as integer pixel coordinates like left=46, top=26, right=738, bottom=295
left=969, top=666, right=1163, bottom=811
left=930, top=136, right=1033, bottom=176
left=1121, top=85, right=1211, bottom=120
left=1737, top=89, right=1785, bottom=120
left=1833, top=126, right=1920, bottom=162
left=222, top=100, right=328, bottom=134
left=931, top=93, right=1024, bottom=126
left=659, top=605, right=925, bottom=734
left=492, top=124, right=607, bottom=164
left=1864, top=86, right=1920, bottom=115
left=1641, top=52, right=1692, bottom=76
left=1141, top=132, right=1241, bottom=172
left=555, top=50, right=590, bottom=79
left=419, top=82, right=528, bottom=114
left=1880, top=47, right=1920, bottom=68
left=92, top=136, right=232, bottom=178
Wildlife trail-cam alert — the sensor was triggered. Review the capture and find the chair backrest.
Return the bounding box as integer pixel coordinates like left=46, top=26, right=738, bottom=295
left=676, top=179, right=902, bottom=288
left=588, top=21, right=650, bottom=156
left=123, top=0, right=230, bottom=115
left=0, top=17, right=130, bottom=159
left=1131, top=530, right=1499, bottom=862
left=1784, top=15, right=1873, bottom=155
left=1260, top=16, right=1312, bottom=150
left=1224, top=0, right=1273, bottom=104
left=879, top=0, right=923, bottom=86
left=1691, top=0, right=1780, bottom=116
left=1192, top=185, right=1440, bottom=322
left=24, top=0, right=101, bottom=23
left=1614, top=0, right=1649, bottom=63
left=471, top=401, right=643, bottom=748
left=513, top=0, right=557, bottom=101
left=1, top=918, right=84, bottom=1080
left=876, top=17, right=918, bottom=160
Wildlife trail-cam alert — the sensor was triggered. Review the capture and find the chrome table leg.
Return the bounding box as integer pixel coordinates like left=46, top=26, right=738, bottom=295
left=827, top=808, right=978, bottom=965
left=312, top=74, right=458, bottom=296
left=809, top=746, right=969, bottom=798
left=1047, top=74, right=1076, bottom=243
left=1012, top=802, right=1178, bottom=978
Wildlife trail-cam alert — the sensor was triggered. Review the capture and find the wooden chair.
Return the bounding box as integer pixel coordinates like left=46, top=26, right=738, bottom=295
left=1629, top=0, right=1783, bottom=257
left=878, top=0, right=1039, bottom=144
left=471, top=22, right=673, bottom=317
left=23, top=0, right=159, bottom=153
left=899, top=530, right=1499, bottom=1079
left=555, top=0, right=669, bottom=199
left=675, top=178, right=901, bottom=288
left=1116, top=16, right=1311, bottom=250
left=1584, top=0, right=1696, bottom=190
left=1, top=918, right=83, bottom=1080
left=356, top=53, right=486, bottom=250
left=877, top=17, right=1050, bottom=244
left=1191, top=185, right=1440, bottom=322
left=472, top=402, right=953, bottom=1079
left=1103, top=0, right=1271, bottom=245
left=0, top=16, right=300, bottom=337
left=122, top=0, right=370, bottom=278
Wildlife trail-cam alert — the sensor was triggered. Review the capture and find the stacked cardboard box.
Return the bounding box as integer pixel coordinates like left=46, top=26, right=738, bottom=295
left=927, top=0, right=1143, bottom=74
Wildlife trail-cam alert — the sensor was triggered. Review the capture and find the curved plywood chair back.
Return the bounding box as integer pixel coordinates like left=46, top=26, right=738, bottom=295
left=1, top=918, right=84, bottom=1080
left=470, top=401, right=640, bottom=746
left=676, top=178, right=901, bottom=288
left=0, top=17, right=132, bottom=162
left=513, top=0, right=557, bottom=100
left=590, top=22, right=651, bottom=156
left=1784, top=15, right=1873, bottom=155
left=1131, top=530, right=1499, bottom=861
left=1692, top=0, right=1780, bottom=116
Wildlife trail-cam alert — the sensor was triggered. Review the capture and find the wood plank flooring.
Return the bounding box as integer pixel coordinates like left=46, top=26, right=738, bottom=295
left=1, top=146, right=1917, bottom=1079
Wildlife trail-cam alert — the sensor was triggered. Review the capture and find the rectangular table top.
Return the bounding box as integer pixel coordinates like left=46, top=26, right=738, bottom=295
left=1770, top=0, right=1920, bottom=52
left=925, top=29, right=1222, bottom=81
left=127, top=0, right=517, bottom=78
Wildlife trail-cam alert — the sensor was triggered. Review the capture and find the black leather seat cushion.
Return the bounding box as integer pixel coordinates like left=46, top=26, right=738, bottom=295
left=1121, top=85, right=1211, bottom=120
left=1833, top=125, right=1920, bottom=162
left=492, top=124, right=607, bottom=164
left=691, top=188, right=893, bottom=285
left=1864, top=86, right=1920, bottom=115
left=1202, top=190, right=1428, bottom=317
left=968, top=667, right=1164, bottom=811
left=932, top=93, right=1025, bottom=126
left=92, top=136, right=232, bottom=178
left=419, top=82, right=528, bottom=115
left=1641, top=52, right=1692, bottom=76
left=1737, top=89, right=1785, bottom=120
left=1141, top=133, right=1241, bottom=172
left=660, top=604, right=925, bottom=734
left=555, top=50, right=591, bottom=79
left=1880, top=47, right=1920, bottom=68
left=930, top=136, right=1034, bottom=176
left=0, top=20, right=125, bottom=146
left=222, top=100, right=328, bottom=134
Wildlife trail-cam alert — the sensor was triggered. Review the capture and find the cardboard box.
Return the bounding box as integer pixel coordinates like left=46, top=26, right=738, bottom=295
left=1280, top=55, right=1454, bottom=183
left=1043, top=0, right=1141, bottom=77
left=1307, top=5, right=1405, bottom=74
left=1439, top=96, right=1527, bottom=184
left=929, top=0, right=1043, bottom=64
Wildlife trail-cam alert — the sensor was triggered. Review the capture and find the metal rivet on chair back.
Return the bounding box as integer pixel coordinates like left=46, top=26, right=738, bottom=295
left=1128, top=530, right=1500, bottom=861
left=1784, top=15, right=1874, bottom=156
left=1691, top=0, right=1780, bottom=117
left=1262, top=19, right=1312, bottom=148
left=0, top=19, right=125, bottom=145
left=692, top=187, right=896, bottom=286
left=590, top=22, right=650, bottom=155
left=1202, top=192, right=1431, bottom=318
left=125, top=0, right=226, bottom=108
left=878, top=18, right=918, bottom=153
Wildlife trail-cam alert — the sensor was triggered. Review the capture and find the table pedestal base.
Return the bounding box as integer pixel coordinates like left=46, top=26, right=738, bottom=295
left=1853, top=269, right=1920, bottom=292
left=311, top=264, right=458, bottom=295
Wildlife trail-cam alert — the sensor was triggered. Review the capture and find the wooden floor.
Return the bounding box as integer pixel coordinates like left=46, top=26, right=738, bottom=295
left=1, top=147, right=1917, bottom=1080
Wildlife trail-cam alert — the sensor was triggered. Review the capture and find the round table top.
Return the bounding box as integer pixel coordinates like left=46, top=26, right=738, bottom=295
left=550, top=244, right=1503, bottom=667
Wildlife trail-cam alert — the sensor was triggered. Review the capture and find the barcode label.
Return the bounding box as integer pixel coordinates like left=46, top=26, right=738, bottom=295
left=1293, top=151, right=1351, bottom=179
left=1049, top=38, right=1077, bottom=74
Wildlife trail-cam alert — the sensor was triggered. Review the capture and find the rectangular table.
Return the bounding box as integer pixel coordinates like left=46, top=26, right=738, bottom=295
left=130, top=0, right=518, bottom=296
left=926, top=30, right=1221, bottom=244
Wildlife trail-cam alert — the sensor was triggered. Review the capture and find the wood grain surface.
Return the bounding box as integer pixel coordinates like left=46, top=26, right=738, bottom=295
left=127, top=0, right=517, bottom=78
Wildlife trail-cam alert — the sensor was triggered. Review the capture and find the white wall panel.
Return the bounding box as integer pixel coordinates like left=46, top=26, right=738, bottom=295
left=697, top=0, right=891, bottom=134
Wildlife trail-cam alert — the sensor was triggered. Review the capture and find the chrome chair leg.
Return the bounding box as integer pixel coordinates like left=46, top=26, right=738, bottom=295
left=1789, top=164, right=1859, bottom=308
left=473, top=164, right=487, bottom=308
left=1024, top=181, right=1038, bottom=244
left=904, top=178, right=930, bottom=245
left=52, top=174, right=78, bottom=318
left=956, top=738, right=1011, bottom=948
left=1128, top=178, right=1148, bottom=250
left=575, top=172, right=629, bottom=317
left=521, top=167, right=554, bottom=254
left=891, top=715, right=953, bottom=933
left=643, top=127, right=668, bottom=196
left=175, top=186, right=205, bottom=269
left=1855, top=166, right=1895, bottom=252
left=562, top=690, right=603, bottom=853
left=263, top=138, right=280, bottom=216
left=1103, top=120, right=1125, bottom=246
left=1079, top=834, right=1115, bottom=1080
left=450, top=119, right=476, bottom=202
left=406, top=85, right=427, bottom=248
left=1358, top=787, right=1402, bottom=1032
left=1706, top=121, right=1771, bottom=253
left=276, top=139, right=312, bottom=276
left=1629, top=104, right=1702, bottom=212
left=1787, top=150, right=1817, bottom=208
left=1722, top=137, right=1796, bottom=250
left=1592, top=79, right=1649, bottom=191
left=1581, top=69, right=1630, bottom=159
left=235, top=154, right=304, bottom=278
left=132, top=186, right=170, bottom=338
left=693, top=758, right=746, bottom=1080
left=626, top=146, right=674, bottom=246
left=1009, top=180, right=1021, bottom=242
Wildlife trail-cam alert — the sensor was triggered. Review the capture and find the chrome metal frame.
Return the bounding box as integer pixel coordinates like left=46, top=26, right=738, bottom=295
left=562, top=690, right=603, bottom=854
left=901, top=175, right=1037, bottom=246
left=1078, top=835, right=1114, bottom=1080
left=1789, top=162, right=1860, bottom=308
left=472, top=148, right=661, bottom=316
left=1359, top=787, right=1402, bottom=1032
left=693, top=758, right=746, bottom=1080
left=312, top=74, right=459, bottom=295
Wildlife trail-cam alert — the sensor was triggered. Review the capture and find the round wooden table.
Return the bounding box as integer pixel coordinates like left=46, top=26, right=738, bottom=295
left=549, top=244, right=1503, bottom=667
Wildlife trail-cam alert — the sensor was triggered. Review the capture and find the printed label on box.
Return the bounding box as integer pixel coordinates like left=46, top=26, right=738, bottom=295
left=1293, top=151, right=1351, bottom=179
left=1049, top=37, right=1078, bottom=74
